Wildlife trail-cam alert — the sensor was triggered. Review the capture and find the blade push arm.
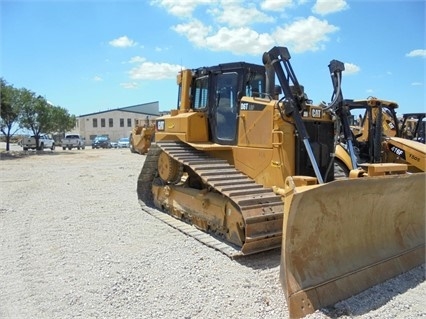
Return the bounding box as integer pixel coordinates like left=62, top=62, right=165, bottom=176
left=263, top=46, right=324, bottom=183
left=328, top=60, right=358, bottom=169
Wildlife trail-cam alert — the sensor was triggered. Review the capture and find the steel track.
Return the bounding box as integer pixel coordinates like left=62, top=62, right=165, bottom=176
left=137, top=141, right=284, bottom=257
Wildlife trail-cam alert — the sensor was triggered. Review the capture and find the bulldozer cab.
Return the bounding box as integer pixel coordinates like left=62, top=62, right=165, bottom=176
left=400, top=113, right=426, bottom=143
left=179, top=63, right=267, bottom=145
left=343, top=98, right=399, bottom=163
left=350, top=98, right=399, bottom=139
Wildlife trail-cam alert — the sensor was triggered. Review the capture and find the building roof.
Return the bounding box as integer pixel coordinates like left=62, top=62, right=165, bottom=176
left=78, top=101, right=160, bottom=117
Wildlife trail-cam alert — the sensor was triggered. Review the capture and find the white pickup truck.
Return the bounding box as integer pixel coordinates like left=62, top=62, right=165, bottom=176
left=61, top=134, right=85, bottom=150
left=22, top=134, right=55, bottom=151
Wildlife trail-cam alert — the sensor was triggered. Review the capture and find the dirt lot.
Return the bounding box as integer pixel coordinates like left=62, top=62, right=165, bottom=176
left=0, top=143, right=425, bottom=318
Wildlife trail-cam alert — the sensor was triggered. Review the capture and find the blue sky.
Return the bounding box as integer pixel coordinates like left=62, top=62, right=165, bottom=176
left=1, top=0, right=425, bottom=116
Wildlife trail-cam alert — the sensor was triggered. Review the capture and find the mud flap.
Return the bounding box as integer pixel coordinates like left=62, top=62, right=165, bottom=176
left=280, top=173, right=426, bottom=318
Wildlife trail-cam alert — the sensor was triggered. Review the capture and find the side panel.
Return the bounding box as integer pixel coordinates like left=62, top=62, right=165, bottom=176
left=280, top=173, right=426, bottom=318
left=235, top=99, right=295, bottom=188
left=155, top=112, right=209, bottom=143
left=238, top=101, right=274, bottom=147
left=385, top=137, right=426, bottom=172
left=233, top=147, right=285, bottom=187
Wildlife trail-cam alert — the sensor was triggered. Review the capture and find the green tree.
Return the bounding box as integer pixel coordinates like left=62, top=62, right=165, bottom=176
left=19, top=91, right=76, bottom=149
left=0, top=78, right=22, bottom=151
left=19, top=90, right=49, bottom=149
left=50, top=105, right=76, bottom=134
left=2, top=79, right=77, bottom=150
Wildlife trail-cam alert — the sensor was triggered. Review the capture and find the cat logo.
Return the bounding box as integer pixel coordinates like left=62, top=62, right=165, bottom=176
left=311, top=108, right=322, bottom=118
left=156, top=120, right=165, bottom=131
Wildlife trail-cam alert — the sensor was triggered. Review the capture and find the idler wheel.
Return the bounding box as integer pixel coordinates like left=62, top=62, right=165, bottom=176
left=158, top=151, right=183, bottom=184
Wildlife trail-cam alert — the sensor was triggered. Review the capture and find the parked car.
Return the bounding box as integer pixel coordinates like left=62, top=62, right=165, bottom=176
left=110, top=141, right=118, bottom=148
left=61, top=134, right=85, bottom=150
left=92, top=136, right=111, bottom=149
left=117, top=137, right=130, bottom=148
left=22, top=134, right=55, bottom=151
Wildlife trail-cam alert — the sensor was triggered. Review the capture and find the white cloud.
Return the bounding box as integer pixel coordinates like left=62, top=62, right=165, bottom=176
left=129, top=62, right=184, bottom=80
left=109, top=36, right=137, bottom=48
left=129, top=56, right=146, bottom=63
left=206, top=27, right=275, bottom=54
left=344, top=63, right=360, bottom=75
left=312, top=0, right=349, bottom=15
left=172, top=16, right=338, bottom=55
left=172, top=20, right=212, bottom=47
left=411, top=82, right=423, bottom=86
left=155, top=1, right=340, bottom=55
left=173, top=20, right=275, bottom=55
left=154, top=46, right=170, bottom=52
left=260, top=0, right=293, bottom=11
left=210, top=3, right=275, bottom=27
left=406, top=49, right=426, bottom=58
left=120, top=82, right=139, bottom=89
left=272, top=16, right=339, bottom=53
left=93, top=75, right=103, bottom=81
left=151, top=0, right=212, bottom=17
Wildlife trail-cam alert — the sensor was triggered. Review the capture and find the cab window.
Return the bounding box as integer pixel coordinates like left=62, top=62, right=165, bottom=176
left=193, top=76, right=209, bottom=110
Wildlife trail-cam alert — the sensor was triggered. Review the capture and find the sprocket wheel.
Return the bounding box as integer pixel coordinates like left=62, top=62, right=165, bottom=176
left=158, top=151, right=183, bottom=184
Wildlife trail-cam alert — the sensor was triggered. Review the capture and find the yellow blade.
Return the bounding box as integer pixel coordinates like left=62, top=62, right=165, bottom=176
left=280, top=173, right=426, bottom=318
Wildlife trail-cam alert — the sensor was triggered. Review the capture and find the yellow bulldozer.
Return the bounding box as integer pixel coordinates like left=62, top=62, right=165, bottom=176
left=334, top=97, right=426, bottom=175
left=137, top=46, right=425, bottom=318
left=129, top=117, right=155, bottom=155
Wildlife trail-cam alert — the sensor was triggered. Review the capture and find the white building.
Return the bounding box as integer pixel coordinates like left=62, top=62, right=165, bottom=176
left=75, top=101, right=160, bottom=144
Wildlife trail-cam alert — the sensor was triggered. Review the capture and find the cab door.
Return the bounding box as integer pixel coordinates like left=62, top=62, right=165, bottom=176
left=211, top=72, right=239, bottom=145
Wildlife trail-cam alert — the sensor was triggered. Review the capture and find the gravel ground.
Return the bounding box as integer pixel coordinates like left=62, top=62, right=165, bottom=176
left=0, top=143, right=425, bottom=319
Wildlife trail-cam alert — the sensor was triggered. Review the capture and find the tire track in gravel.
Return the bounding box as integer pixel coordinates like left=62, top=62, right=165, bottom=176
left=0, top=151, right=113, bottom=318
left=1, top=148, right=425, bottom=319
left=0, top=157, right=45, bottom=318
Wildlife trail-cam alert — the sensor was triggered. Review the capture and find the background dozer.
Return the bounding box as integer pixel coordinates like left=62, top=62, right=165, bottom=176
left=129, top=117, right=155, bottom=155
left=335, top=97, right=426, bottom=175
left=136, top=46, right=425, bottom=318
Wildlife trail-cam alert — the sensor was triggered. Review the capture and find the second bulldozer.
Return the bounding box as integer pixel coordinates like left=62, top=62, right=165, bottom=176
left=129, top=117, right=155, bottom=155
left=334, top=97, right=425, bottom=175
left=137, top=46, right=425, bottom=318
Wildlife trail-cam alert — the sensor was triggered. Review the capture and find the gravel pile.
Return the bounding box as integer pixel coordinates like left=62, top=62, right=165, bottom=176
left=0, top=146, right=424, bottom=318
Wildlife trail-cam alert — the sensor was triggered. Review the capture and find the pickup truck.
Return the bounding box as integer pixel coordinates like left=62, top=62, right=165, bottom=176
left=61, top=134, right=85, bottom=150
left=22, top=134, right=55, bottom=151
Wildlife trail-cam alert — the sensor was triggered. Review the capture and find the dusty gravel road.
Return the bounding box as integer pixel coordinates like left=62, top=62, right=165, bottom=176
left=0, top=144, right=425, bottom=319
